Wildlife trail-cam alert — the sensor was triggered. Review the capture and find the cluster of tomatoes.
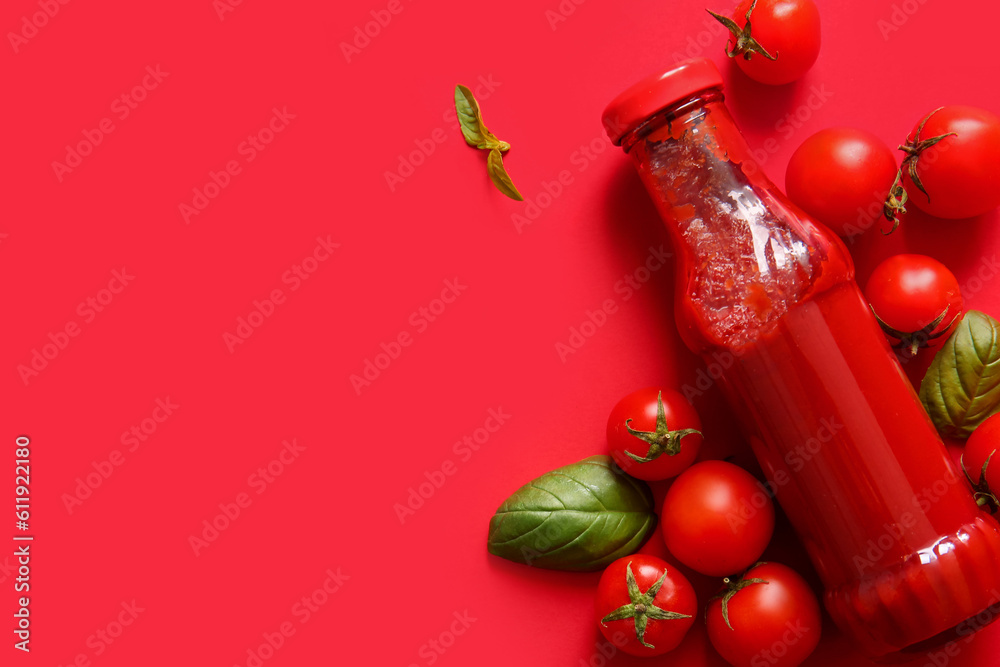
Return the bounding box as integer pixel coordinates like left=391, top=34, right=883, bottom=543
left=787, top=108, right=1000, bottom=238
left=709, top=0, right=1000, bottom=234
left=595, top=389, right=821, bottom=665
left=584, top=1, right=1000, bottom=664
left=712, top=0, right=1000, bottom=507
left=859, top=258, right=1000, bottom=541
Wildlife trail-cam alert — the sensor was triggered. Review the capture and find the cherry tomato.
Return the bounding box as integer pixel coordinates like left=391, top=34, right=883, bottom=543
left=706, top=562, right=822, bottom=667
left=661, top=460, right=775, bottom=576
left=864, top=254, right=963, bottom=356
left=595, top=555, right=697, bottom=657
left=963, top=413, right=1000, bottom=511
left=607, top=388, right=703, bottom=481
left=895, top=106, right=1000, bottom=219
left=785, top=128, right=897, bottom=238
left=708, top=0, right=821, bottom=86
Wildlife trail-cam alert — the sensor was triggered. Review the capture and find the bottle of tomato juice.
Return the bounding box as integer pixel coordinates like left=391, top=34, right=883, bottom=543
left=602, top=58, right=1000, bottom=658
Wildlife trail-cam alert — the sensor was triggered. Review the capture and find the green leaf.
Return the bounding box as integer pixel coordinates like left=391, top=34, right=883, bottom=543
left=486, top=148, right=523, bottom=201
left=486, top=455, right=656, bottom=571
left=920, top=310, right=1000, bottom=439
left=454, top=84, right=520, bottom=202
left=454, top=84, right=505, bottom=150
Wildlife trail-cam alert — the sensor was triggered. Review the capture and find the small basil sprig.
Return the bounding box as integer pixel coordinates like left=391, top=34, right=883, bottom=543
left=454, top=85, right=522, bottom=201
left=919, top=310, right=1000, bottom=439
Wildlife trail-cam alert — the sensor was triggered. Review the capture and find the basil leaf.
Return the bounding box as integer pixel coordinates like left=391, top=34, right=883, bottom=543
left=920, top=310, right=1000, bottom=439
left=486, top=148, right=523, bottom=201
left=454, top=84, right=497, bottom=149
left=454, top=85, right=519, bottom=201
left=487, top=455, right=656, bottom=571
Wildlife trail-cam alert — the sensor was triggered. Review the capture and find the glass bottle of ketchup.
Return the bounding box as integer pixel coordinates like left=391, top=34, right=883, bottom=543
left=603, top=58, right=1000, bottom=658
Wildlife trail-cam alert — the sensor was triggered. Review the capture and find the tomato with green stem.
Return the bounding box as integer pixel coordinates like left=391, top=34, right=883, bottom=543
left=595, top=555, right=697, bottom=657
left=707, top=0, right=821, bottom=86
left=706, top=562, right=822, bottom=667
left=607, top=388, right=703, bottom=481
left=963, top=413, right=1000, bottom=512
left=885, top=106, right=1000, bottom=227
left=864, top=254, right=963, bottom=357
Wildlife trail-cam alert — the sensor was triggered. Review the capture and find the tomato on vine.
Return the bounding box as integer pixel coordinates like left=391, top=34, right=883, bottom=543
left=885, top=106, right=1000, bottom=227
left=706, top=562, right=822, bottom=667
left=595, top=555, right=697, bottom=657
left=707, top=0, right=821, bottom=85
left=607, top=388, right=703, bottom=481
left=864, top=254, right=963, bottom=357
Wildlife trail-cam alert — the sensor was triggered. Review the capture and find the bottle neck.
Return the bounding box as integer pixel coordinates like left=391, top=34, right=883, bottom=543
left=620, top=89, right=726, bottom=154
left=620, top=91, right=851, bottom=350
left=624, top=91, right=772, bottom=224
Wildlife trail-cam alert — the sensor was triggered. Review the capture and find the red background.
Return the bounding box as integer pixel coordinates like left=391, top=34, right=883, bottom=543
left=3, top=0, right=999, bottom=665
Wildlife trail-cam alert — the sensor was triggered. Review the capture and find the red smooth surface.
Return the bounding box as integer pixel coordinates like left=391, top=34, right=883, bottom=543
left=2, top=0, right=999, bottom=666
left=785, top=127, right=899, bottom=233
left=662, top=461, right=775, bottom=578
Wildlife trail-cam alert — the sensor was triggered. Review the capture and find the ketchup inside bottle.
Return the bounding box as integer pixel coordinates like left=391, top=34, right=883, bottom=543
left=606, top=61, right=1000, bottom=658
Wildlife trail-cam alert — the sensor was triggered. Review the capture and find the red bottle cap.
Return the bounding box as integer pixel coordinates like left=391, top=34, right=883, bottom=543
left=602, top=58, right=724, bottom=146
